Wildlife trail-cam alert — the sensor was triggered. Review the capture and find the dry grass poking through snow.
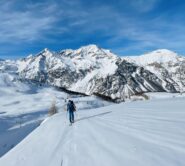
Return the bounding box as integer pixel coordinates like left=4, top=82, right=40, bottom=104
left=48, top=100, right=58, bottom=116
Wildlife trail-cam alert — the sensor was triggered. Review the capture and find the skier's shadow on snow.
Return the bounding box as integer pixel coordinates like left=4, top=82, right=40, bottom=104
left=75, top=111, right=112, bottom=122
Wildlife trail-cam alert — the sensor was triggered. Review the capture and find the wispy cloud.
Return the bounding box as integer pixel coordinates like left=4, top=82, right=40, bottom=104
left=0, top=0, right=185, bottom=58
left=0, top=1, right=58, bottom=42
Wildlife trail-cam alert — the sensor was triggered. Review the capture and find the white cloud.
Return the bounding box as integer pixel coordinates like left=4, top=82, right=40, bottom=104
left=0, top=1, right=58, bottom=43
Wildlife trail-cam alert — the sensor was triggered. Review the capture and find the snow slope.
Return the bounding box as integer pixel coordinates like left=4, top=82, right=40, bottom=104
left=1, top=97, right=185, bottom=166
left=0, top=72, right=110, bottom=157
left=0, top=74, right=67, bottom=157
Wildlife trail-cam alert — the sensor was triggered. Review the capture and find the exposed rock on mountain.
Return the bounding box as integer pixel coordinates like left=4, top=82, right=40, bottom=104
left=11, top=45, right=180, bottom=102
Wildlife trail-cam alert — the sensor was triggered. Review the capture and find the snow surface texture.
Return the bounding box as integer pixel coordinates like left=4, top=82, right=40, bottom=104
left=1, top=97, right=185, bottom=166
left=7, top=45, right=184, bottom=102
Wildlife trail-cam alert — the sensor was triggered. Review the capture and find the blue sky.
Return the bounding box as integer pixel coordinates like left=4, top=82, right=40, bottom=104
left=0, top=0, right=185, bottom=59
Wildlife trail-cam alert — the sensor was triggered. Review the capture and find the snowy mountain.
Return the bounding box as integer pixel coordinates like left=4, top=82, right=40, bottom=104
left=10, top=45, right=179, bottom=102
left=124, top=49, right=185, bottom=92
left=1, top=45, right=185, bottom=102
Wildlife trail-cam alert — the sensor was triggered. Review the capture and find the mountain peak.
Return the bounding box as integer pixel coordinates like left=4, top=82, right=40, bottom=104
left=148, top=49, right=178, bottom=57
left=78, top=44, right=100, bottom=52
left=42, top=48, right=52, bottom=54
left=43, top=48, right=49, bottom=52
left=125, top=49, right=179, bottom=65
left=142, top=49, right=178, bottom=63
left=36, top=48, right=53, bottom=57
left=140, top=49, right=178, bottom=64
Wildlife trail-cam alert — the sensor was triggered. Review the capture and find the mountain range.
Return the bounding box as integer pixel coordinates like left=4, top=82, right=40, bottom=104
left=0, top=45, right=185, bottom=102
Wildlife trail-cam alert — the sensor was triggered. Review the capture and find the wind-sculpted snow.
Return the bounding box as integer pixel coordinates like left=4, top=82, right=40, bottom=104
left=1, top=97, right=185, bottom=166
left=11, top=45, right=181, bottom=102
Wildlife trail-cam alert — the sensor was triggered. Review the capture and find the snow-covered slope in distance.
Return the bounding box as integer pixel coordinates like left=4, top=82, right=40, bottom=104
left=1, top=97, right=185, bottom=166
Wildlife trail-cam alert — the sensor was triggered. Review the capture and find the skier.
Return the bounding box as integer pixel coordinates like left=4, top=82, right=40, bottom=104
left=67, top=100, right=76, bottom=124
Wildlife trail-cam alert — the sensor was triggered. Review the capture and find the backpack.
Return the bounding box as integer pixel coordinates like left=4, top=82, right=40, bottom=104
left=71, top=101, right=76, bottom=112
left=68, top=101, right=76, bottom=112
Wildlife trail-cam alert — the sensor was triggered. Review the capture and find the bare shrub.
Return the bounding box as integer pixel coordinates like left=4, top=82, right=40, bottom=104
left=48, top=100, right=58, bottom=116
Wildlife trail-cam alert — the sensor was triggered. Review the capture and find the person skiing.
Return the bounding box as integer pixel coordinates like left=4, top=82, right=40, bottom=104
left=67, top=100, right=76, bottom=124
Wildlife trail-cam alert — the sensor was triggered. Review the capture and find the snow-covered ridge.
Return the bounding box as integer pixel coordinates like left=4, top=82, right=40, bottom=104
left=124, top=49, right=180, bottom=65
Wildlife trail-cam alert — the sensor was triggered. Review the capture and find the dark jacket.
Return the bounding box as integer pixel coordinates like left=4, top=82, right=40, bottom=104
left=67, top=100, right=76, bottom=112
